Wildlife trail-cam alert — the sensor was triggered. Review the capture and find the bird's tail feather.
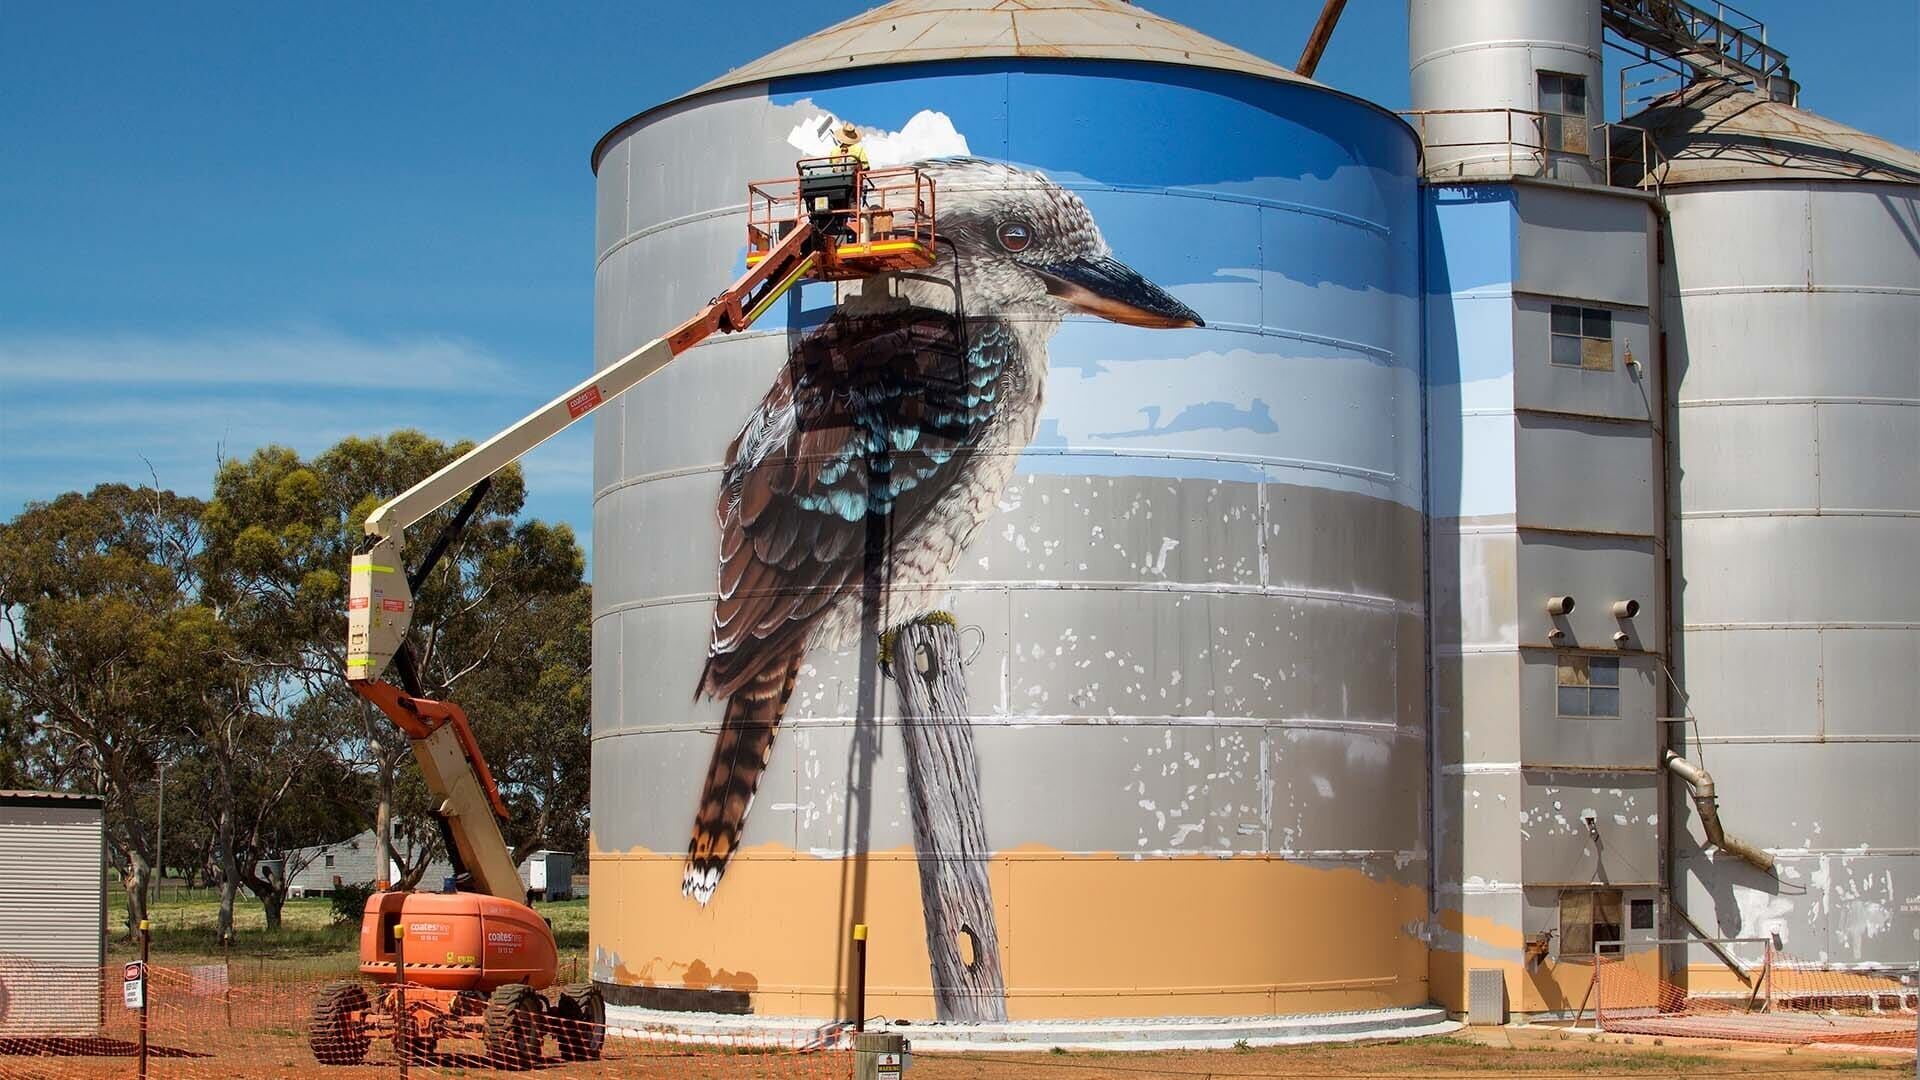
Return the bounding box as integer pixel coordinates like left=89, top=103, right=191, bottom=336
left=683, top=653, right=802, bottom=905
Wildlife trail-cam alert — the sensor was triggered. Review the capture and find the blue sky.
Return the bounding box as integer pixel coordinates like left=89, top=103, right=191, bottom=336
left=3, top=1, right=1914, bottom=558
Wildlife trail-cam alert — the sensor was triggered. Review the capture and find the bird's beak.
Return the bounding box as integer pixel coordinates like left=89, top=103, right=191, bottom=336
left=1030, top=254, right=1203, bottom=329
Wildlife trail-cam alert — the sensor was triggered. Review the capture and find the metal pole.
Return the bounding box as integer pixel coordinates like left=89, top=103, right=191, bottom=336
left=394, top=921, right=409, bottom=1080
left=137, top=919, right=150, bottom=1080
left=852, top=923, right=868, bottom=1033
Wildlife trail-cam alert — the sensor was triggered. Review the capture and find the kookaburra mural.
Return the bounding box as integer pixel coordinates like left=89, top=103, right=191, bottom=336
left=683, top=157, right=1203, bottom=903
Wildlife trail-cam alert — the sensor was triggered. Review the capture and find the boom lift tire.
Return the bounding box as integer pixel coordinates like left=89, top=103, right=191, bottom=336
left=484, top=983, right=545, bottom=1070
left=309, top=981, right=372, bottom=1065
left=552, top=982, right=607, bottom=1061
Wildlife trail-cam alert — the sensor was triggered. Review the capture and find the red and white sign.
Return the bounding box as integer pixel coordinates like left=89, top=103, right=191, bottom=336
left=380, top=597, right=407, bottom=613
left=566, top=385, right=604, bottom=419
left=122, top=962, right=144, bottom=1009
left=348, top=596, right=369, bottom=610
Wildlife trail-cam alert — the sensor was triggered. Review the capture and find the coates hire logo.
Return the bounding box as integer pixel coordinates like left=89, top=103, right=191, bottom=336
left=487, top=930, right=524, bottom=953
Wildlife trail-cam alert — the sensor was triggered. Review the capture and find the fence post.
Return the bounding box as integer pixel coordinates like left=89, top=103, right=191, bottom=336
left=223, top=930, right=233, bottom=1029
left=852, top=923, right=869, bottom=1034
left=394, top=921, right=409, bottom=1080
left=137, top=919, right=150, bottom=1080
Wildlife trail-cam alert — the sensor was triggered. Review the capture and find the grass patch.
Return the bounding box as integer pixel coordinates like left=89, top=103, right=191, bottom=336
left=106, top=888, right=590, bottom=971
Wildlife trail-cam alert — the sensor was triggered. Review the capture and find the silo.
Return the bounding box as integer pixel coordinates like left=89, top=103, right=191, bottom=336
left=1408, top=0, right=1604, bottom=182
left=1644, top=83, right=1920, bottom=977
left=589, top=0, right=1427, bottom=1027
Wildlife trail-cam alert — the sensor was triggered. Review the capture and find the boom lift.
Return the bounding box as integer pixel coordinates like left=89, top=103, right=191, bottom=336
left=309, top=161, right=936, bottom=1069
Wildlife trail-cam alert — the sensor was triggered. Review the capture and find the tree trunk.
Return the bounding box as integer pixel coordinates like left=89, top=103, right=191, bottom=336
left=886, top=614, right=1007, bottom=1023
left=215, top=756, right=238, bottom=943
left=120, top=848, right=151, bottom=937
left=260, top=889, right=284, bottom=932
left=374, top=751, right=396, bottom=888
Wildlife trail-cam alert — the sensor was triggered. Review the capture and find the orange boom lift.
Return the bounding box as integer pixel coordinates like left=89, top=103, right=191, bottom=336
left=311, top=160, right=935, bottom=1068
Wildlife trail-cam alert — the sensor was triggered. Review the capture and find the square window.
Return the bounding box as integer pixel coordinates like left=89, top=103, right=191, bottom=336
left=324, top=854, right=335, bottom=868
left=1630, top=898, right=1656, bottom=931
left=1547, top=305, right=1614, bottom=371
left=1588, top=657, right=1619, bottom=687
left=1557, top=685, right=1590, bottom=716
left=1588, top=687, right=1620, bottom=717
left=1560, top=888, right=1624, bottom=958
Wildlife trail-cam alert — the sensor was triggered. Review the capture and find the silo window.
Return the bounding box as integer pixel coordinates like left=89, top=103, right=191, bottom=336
left=1560, top=888, right=1625, bottom=957
left=1551, top=305, right=1613, bottom=370
left=1538, top=72, right=1589, bottom=154
left=324, top=853, right=335, bottom=869
left=1557, top=655, right=1619, bottom=717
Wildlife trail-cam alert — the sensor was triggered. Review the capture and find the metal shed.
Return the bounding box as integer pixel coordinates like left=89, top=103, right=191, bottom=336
left=518, top=851, right=574, bottom=901
left=0, top=790, right=106, bottom=1037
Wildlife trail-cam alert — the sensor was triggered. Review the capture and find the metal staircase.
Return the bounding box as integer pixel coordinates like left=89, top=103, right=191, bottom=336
left=1604, top=0, right=1796, bottom=106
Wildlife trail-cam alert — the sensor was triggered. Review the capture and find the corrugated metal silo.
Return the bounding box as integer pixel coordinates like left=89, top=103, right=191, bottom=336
left=588, top=0, right=1428, bottom=1025
left=1641, top=83, right=1920, bottom=975
left=1409, top=0, right=1605, bottom=182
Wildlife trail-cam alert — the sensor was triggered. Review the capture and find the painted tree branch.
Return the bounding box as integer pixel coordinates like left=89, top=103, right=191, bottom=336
left=886, top=613, right=1007, bottom=1023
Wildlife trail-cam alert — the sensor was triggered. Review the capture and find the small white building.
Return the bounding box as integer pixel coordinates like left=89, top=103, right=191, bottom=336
left=0, top=790, right=105, bottom=1036
left=517, top=850, right=575, bottom=901
left=283, top=829, right=453, bottom=897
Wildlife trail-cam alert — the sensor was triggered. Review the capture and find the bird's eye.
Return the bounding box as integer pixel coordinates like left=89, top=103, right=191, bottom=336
left=995, top=220, right=1034, bottom=253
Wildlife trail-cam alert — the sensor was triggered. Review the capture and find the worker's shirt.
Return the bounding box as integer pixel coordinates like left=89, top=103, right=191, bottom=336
left=835, top=143, right=870, bottom=167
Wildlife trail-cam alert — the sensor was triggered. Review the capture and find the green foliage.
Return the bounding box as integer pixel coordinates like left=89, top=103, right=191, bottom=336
left=5, top=429, right=591, bottom=935
left=329, top=881, right=377, bottom=925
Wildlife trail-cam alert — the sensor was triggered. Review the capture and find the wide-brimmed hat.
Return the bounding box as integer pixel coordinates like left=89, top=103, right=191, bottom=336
left=831, top=121, right=861, bottom=146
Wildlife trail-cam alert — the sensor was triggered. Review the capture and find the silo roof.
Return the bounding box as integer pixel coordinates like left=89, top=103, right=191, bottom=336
left=686, top=0, right=1315, bottom=95
left=595, top=0, right=1329, bottom=172
left=1622, top=82, right=1920, bottom=187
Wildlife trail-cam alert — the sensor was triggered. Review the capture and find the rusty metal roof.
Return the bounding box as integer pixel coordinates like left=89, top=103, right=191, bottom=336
left=1622, top=82, right=1920, bottom=187
left=688, top=0, right=1315, bottom=96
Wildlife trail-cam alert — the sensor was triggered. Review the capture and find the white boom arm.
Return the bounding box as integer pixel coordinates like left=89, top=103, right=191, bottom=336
left=346, top=220, right=819, bottom=684
left=345, top=335, right=674, bottom=682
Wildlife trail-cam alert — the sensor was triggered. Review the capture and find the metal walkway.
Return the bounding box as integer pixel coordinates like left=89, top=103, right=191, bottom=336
left=1604, top=0, right=1796, bottom=105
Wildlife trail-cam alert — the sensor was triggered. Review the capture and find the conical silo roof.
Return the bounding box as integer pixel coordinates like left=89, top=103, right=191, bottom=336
left=595, top=0, right=1329, bottom=171
left=1618, top=81, right=1920, bottom=187
left=686, top=0, right=1315, bottom=96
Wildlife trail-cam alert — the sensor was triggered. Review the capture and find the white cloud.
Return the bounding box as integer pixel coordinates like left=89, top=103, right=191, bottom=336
left=0, top=327, right=528, bottom=391
left=785, top=109, right=970, bottom=169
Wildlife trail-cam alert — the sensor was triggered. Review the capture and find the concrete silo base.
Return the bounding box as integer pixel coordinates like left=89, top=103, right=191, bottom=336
left=605, top=1004, right=1458, bottom=1052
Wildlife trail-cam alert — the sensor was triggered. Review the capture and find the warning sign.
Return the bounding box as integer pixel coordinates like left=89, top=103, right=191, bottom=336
left=122, top=962, right=144, bottom=1009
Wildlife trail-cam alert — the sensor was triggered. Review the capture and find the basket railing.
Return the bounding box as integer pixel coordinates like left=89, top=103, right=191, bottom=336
left=747, top=159, right=937, bottom=257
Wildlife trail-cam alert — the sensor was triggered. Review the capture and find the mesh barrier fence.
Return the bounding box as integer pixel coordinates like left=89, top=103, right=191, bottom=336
left=0, top=954, right=852, bottom=1080
left=1592, top=951, right=1918, bottom=1054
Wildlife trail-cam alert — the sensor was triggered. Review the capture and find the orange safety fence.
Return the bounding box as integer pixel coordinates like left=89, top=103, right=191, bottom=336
left=0, top=953, right=853, bottom=1080
left=1591, top=950, right=1917, bottom=1054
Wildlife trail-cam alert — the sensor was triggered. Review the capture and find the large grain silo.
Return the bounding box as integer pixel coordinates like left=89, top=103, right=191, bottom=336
left=588, top=0, right=1431, bottom=1032
left=1634, top=83, right=1920, bottom=978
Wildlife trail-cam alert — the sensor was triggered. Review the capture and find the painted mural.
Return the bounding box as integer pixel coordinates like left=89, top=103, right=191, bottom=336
left=589, top=61, right=1429, bottom=1022
left=684, top=150, right=1202, bottom=907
